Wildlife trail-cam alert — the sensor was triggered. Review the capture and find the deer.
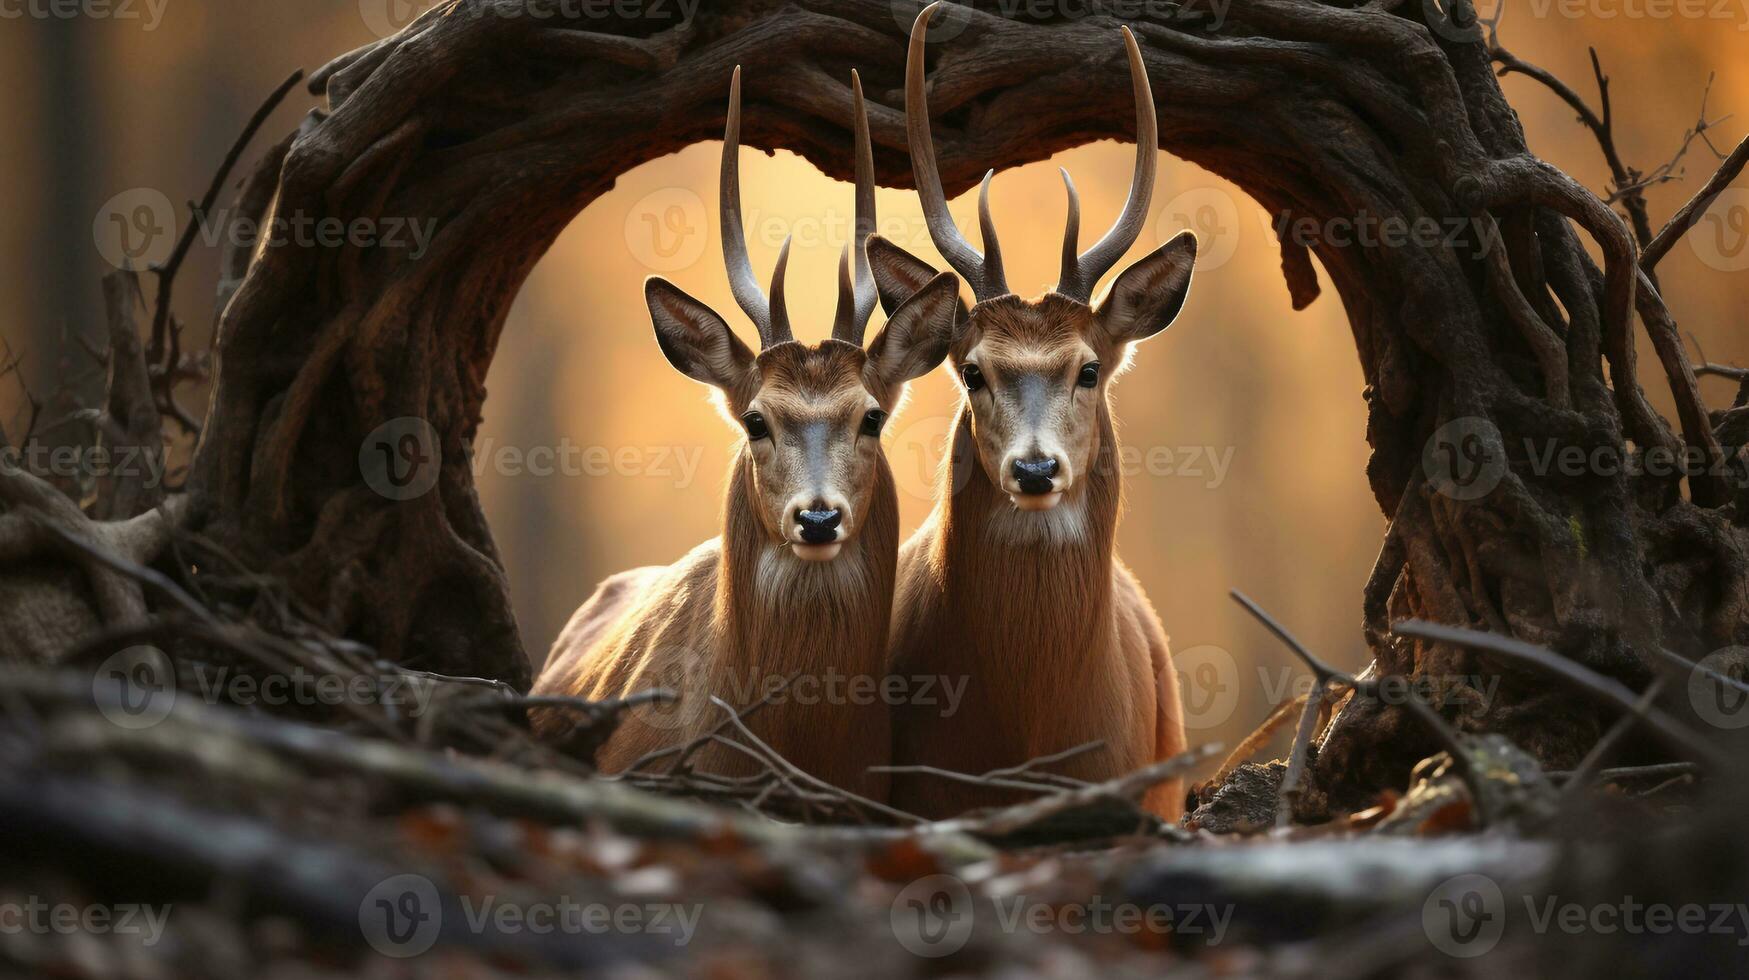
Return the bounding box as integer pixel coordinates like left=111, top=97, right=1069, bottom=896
left=869, top=3, right=1193, bottom=820
left=530, top=68, right=962, bottom=803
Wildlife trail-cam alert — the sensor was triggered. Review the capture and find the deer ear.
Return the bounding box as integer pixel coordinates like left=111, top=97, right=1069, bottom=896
left=867, top=235, right=970, bottom=323
left=1096, top=231, right=1197, bottom=344
left=645, top=278, right=756, bottom=392
left=865, top=272, right=960, bottom=391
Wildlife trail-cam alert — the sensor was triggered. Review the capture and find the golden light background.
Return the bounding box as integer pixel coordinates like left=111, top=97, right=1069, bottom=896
left=3, top=3, right=1746, bottom=760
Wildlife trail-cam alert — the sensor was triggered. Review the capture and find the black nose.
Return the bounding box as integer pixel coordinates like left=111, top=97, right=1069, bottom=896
left=1012, top=458, right=1060, bottom=495
left=796, top=508, right=842, bottom=544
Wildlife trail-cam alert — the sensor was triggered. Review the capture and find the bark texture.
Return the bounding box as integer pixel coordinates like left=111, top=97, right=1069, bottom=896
left=184, top=0, right=1747, bottom=800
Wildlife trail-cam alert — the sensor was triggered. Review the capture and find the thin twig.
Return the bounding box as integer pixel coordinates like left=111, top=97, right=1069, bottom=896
left=35, top=519, right=214, bottom=626
left=951, top=744, right=1221, bottom=838
left=1210, top=692, right=1307, bottom=786
left=1641, top=640, right=1749, bottom=701
left=503, top=690, right=676, bottom=713
left=147, top=69, right=304, bottom=396
left=1560, top=676, right=1666, bottom=804
left=615, top=672, right=799, bottom=777
left=1546, top=761, right=1699, bottom=785
left=1232, top=591, right=1479, bottom=819
left=0, top=338, right=42, bottom=449
left=1392, top=620, right=1728, bottom=770
left=1643, top=132, right=1749, bottom=272
left=707, top=696, right=923, bottom=826
left=869, top=741, right=1105, bottom=796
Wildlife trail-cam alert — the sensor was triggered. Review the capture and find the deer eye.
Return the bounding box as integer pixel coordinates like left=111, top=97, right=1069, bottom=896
left=960, top=364, right=985, bottom=392
left=861, top=409, right=889, bottom=437
left=741, top=412, right=770, bottom=440
left=1078, top=363, right=1101, bottom=388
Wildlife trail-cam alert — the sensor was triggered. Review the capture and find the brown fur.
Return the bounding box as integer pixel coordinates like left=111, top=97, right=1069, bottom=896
left=888, top=293, right=1188, bottom=820
left=533, top=263, right=965, bottom=796
left=533, top=342, right=904, bottom=800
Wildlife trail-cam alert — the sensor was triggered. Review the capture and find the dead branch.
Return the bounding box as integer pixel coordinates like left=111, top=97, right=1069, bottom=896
left=1232, top=590, right=1487, bottom=824
left=870, top=741, right=1102, bottom=796
left=147, top=70, right=303, bottom=375
left=944, top=743, right=1221, bottom=839
left=1643, top=132, right=1749, bottom=272
left=1392, top=620, right=1728, bottom=769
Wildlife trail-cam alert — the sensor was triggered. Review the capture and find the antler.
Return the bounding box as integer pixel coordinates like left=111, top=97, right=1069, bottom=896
left=722, top=66, right=794, bottom=348
left=1056, top=26, right=1157, bottom=303
left=831, top=70, right=880, bottom=345
left=906, top=2, right=1009, bottom=303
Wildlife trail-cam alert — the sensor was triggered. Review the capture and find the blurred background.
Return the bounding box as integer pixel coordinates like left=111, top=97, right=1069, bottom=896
left=2, top=2, right=1746, bottom=756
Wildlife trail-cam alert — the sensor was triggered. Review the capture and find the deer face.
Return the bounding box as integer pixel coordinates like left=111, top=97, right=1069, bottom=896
left=645, top=275, right=960, bottom=562
left=954, top=296, right=1107, bottom=510
left=635, top=63, right=958, bottom=560
left=873, top=236, right=1197, bottom=511
left=877, top=2, right=1197, bottom=511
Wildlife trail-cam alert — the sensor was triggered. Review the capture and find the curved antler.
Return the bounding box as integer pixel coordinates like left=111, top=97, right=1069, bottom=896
left=832, top=69, right=880, bottom=344
left=1056, top=26, right=1157, bottom=303
left=906, top=2, right=1008, bottom=303
left=722, top=66, right=794, bottom=347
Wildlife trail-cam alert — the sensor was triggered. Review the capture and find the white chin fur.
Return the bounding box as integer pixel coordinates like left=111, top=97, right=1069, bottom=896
left=1010, top=492, right=1064, bottom=512
left=790, top=541, right=844, bottom=561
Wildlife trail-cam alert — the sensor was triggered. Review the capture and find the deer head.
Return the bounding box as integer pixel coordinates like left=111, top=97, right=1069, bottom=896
left=870, top=2, right=1198, bottom=513
left=645, top=67, right=961, bottom=560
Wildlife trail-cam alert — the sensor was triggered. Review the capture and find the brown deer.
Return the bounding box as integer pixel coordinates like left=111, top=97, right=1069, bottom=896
left=872, top=3, right=1193, bottom=820
left=531, top=68, right=961, bottom=801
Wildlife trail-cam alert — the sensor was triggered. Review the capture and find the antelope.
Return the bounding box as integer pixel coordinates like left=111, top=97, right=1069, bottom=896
left=873, top=4, right=1193, bottom=820
left=531, top=69, right=961, bottom=801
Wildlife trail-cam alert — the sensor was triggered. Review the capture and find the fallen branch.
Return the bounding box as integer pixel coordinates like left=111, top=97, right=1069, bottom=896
left=945, top=743, right=1221, bottom=839
left=869, top=741, right=1101, bottom=796
left=1392, top=620, right=1729, bottom=769
left=1231, top=590, right=1477, bottom=823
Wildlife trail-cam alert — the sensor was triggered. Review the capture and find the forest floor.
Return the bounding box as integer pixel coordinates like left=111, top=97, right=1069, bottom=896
left=2, top=648, right=1742, bottom=980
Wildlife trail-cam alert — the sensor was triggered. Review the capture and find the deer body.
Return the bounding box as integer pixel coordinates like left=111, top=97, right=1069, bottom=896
left=889, top=399, right=1182, bottom=818
left=537, top=405, right=900, bottom=796
left=874, top=4, right=1192, bottom=820
left=531, top=68, right=959, bottom=802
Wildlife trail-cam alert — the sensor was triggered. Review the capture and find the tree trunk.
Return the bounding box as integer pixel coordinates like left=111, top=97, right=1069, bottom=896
left=187, top=0, right=1747, bottom=800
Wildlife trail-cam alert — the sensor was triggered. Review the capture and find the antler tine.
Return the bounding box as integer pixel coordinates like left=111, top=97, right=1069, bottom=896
left=1058, top=168, right=1082, bottom=288
left=721, top=66, right=792, bottom=347
left=768, top=235, right=792, bottom=342
left=1057, top=27, right=1157, bottom=303
left=835, top=69, right=881, bottom=344
left=831, top=244, right=856, bottom=342
left=976, top=170, right=1006, bottom=295
left=906, top=2, right=1007, bottom=302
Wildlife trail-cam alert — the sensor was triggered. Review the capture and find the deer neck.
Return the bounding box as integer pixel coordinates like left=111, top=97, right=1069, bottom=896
left=932, top=403, right=1123, bottom=651
left=715, top=449, right=898, bottom=688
